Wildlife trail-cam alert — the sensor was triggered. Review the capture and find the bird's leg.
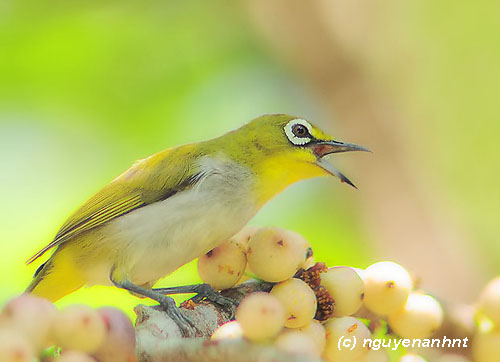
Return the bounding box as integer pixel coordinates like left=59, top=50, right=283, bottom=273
left=154, top=283, right=238, bottom=316
left=110, top=270, right=195, bottom=337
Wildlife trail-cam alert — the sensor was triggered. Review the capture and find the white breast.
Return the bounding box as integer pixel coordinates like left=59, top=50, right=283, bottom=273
left=88, top=155, right=257, bottom=286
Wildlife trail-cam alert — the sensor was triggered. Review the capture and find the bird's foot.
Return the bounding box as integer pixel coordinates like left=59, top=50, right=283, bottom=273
left=109, top=274, right=196, bottom=337
left=157, top=294, right=196, bottom=337
left=191, top=284, right=238, bottom=318
left=154, top=283, right=238, bottom=319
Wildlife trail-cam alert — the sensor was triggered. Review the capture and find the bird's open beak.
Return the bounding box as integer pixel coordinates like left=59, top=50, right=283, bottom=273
left=309, top=140, right=370, bottom=189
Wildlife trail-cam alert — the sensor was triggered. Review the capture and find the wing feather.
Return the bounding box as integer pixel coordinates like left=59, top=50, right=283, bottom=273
left=26, top=145, right=202, bottom=264
left=26, top=195, right=145, bottom=264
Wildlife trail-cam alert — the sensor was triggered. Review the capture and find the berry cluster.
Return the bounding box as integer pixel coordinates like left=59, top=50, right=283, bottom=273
left=199, top=226, right=450, bottom=362
left=0, top=295, right=135, bottom=362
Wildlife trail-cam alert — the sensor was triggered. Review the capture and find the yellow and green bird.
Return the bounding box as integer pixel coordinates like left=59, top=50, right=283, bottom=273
left=26, top=114, right=368, bottom=327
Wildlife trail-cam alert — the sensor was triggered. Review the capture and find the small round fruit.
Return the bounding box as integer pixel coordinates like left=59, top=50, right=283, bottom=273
left=363, top=261, right=413, bottom=315
left=399, top=354, right=428, bottom=362
left=478, top=277, right=500, bottom=326
left=59, top=351, right=97, bottom=362
left=247, top=227, right=308, bottom=282
left=211, top=321, right=244, bottom=341
left=362, top=348, right=390, bottom=362
left=93, top=307, right=136, bottom=362
left=1, top=293, right=57, bottom=351
left=296, top=320, right=326, bottom=353
left=353, top=268, right=366, bottom=280
left=473, top=331, right=500, bottom=362
left=270, top=278, right=317, bottom=328
left=321, top=266, right=365, bottom=316
left=0, top=329, right=35, bottom=362
left=52, top=304, right=106, bottom=353
left=388, top=293, right=443, bottom=339
left=275, top=330, right=319, bottom=358
left=323, top=316, right=371, bottom=362
left=197, top=239, right=247, bottom=290
left=231, top=226, right=261, bottom=249
left=236, top=292, right=285, bottom=342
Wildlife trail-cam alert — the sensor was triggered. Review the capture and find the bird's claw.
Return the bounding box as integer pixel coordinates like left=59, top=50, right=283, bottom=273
left=191, top=284, right=238, bottom=318
left=158, top=295, right=196, bottom=337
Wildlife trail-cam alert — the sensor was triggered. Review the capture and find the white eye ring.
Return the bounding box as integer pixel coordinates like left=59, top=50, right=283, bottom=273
left=284, top=119, right=313, bottom=145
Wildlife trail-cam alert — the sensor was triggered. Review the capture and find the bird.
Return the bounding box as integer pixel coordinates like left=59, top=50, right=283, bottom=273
left=26, top=114, right=368, bottom=331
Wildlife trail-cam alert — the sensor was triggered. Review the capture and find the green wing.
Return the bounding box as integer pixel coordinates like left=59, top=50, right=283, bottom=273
left=27, top=145, right=202, bottom=264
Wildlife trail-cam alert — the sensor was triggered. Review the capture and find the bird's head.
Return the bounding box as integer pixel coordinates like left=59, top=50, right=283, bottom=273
left=231, top=114, right=370, bottom=194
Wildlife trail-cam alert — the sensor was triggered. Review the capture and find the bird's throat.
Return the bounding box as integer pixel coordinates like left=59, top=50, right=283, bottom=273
left=253, top=153, right=328, bottom=207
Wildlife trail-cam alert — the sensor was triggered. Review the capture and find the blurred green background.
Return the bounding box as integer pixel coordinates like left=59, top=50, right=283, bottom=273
left=1, top=0, right=498, bottom=317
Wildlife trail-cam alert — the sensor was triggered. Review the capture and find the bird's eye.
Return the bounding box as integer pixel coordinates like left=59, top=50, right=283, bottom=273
left=292, top=124, right=308, bottom=137
left=284, top=119, right=313, bottom=145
